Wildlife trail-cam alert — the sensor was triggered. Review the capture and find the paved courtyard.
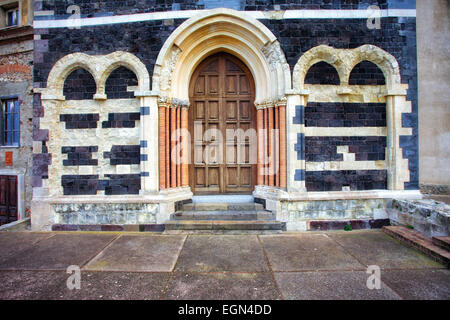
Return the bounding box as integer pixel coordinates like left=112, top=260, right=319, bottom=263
left=0, top=230, right=448, bottom=300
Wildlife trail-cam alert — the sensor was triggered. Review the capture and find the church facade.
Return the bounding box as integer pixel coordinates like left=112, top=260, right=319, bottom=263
left=31, top=0, right=420, bottom=231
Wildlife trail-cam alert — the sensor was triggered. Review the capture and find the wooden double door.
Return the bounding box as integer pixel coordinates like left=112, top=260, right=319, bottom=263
left=0, top=175, right=18, bottom=226
left=189, top=53, right=257, bottom=194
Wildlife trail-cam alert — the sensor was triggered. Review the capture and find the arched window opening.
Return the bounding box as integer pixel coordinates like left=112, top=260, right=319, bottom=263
left=105, top=66, right=138, bottom=99
left=304, top=61, right=340, bottom=85
left=63, top=68, right=96, bottom=100
left=349, top=61, right=386, bottom=85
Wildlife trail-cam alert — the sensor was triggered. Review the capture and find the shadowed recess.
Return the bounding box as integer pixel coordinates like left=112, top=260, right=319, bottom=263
left=63, top=68, right=96, bottom=100
left=349, top=60, right=386, bottom=85
left=304, top=61, right=340, bottom=85
left=105, top=66, right=138, bottom=99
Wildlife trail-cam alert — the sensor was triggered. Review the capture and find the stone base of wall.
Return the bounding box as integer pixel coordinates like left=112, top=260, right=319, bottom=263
left=281, top=198, right=389, bottom=231
left=51, top=223, right=164, bottom=232
left=420, top=184, right=450, bottom=195
left=308, top=219, right=390, bottom=231
left=388, top=199, right=450, bottom=237
left=53, top=203, right=159, bottom=225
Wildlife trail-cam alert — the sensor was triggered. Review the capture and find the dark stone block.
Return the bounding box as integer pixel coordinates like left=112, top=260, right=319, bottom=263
left=101, top=225, right=124, bottom=231
left=305, top=102, right=386, bottom=127
left=105, top=66, right=138, bottom=99
left=139, top=224, right=165, bottom=232
left=349, top=61, right=386, bottom=85
left=306, top=170, right=388, bottom=191
left=305, top=61, right=340, bottom=85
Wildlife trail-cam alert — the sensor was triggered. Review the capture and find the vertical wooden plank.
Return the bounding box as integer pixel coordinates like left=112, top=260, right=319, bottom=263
left=181, top=107, right=189, bottom=187
left=275, top=106, right=280, bottom=187
left=165, top=107, right=170, bottom=189
left=268, top=106, right=274, bottom=187
left=176, top=107, right=181, bottom=187
left=158, top=107, right=166, bottom=189
left=170, top=107, right=177, bottom=188
left=257, top=109, right=264, bottom=186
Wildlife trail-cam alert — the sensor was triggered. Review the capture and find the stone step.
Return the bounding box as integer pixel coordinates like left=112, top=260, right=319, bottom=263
left=182, top=202, right=264, bottom=211
left=382, top=226, right=450, bottom=268
left=432, top=236, right=450, bottom=252
left=165, top=220, right=283, bottom=231
left=171, top=210, right=275, bottom=221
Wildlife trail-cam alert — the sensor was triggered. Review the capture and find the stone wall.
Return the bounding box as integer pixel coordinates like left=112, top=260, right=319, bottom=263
left=281, top=198, right=389, bottom=231
left=388, top=199, right=450, bottom=237
left=417, top=0, right=450, bottom=191
left=53, top=202, right=158, bottom=225
left=0, top=21, right=34, bottom=221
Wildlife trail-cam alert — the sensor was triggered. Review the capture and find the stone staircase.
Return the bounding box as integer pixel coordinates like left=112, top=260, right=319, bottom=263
left=164, top=202, right=284, bottom=234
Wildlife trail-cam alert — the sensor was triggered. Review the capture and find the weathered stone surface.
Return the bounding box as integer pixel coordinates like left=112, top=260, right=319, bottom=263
left=328, top=230, right=444, bottom=269
left=84, top=235, right=186, bottom=272
left=165, top=272, right=280, bottom=300
left=381, top=269, right=450, bottom=300
left=260, top=234, right=365, bottom=271
left=0, top=232, right=52, bottom=259
left=0, top=270, right=169, bottom=300
left=389, top=199, right=450, bottom=237
left=275, top=271, right=401, bottom=300
left=0, top=234, right=117, bottom=270
left=53, top=203, right=159, bottom=225
left=281, top=199, right=388, bottom=225
left=175, top=235, right=269, bottom=272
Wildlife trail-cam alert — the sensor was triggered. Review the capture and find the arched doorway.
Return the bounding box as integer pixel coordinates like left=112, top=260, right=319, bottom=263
left=188, top=53, right=257, bottom=194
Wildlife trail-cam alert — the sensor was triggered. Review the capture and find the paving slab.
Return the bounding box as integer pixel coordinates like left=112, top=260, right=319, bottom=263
left=174, top=235, right=269, bottom=272
left=0, top=270, right=170, bottom=300
left=165, top=272, right=280, bottom=300
left=0, top=232, right=53, bottom=259
left=327, top=230, right=444, bottom=269
left=260, top=234, right=365, bottom=271
left=57, top=271, right=170, bottom=300
left=274, top=271, right=401, bottom=300
left=84, top=235, right=186, bottom=272
left=0, top=233, right=117, bottom=270
left=0, top=271, right=67, bottom=299
left=381, top=269, right=450, bottom=300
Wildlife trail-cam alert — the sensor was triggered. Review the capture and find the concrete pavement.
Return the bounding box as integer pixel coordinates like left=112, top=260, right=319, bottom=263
left=0, top=230, right=448, bottom=300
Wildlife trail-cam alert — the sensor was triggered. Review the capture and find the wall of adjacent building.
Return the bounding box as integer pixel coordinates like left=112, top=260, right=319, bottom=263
left=417, top=0, right=450, bottom=194
left=0, top=0, right=34, bottom=220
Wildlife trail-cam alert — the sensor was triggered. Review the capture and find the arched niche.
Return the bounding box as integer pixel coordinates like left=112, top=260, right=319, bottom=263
left=46, top=51, right=150, bottom=99
left=293, top=45, right=401, bottom=90
left=153, top=8, right=291, bottom=106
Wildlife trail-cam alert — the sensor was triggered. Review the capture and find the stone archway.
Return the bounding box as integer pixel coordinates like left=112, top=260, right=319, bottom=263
left=154, top=8, right=291, bottom=193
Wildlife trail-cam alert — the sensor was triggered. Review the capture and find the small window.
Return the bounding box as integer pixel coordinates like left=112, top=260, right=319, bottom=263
left=5, top=7, right=19, bottom=27
left=1, top=99, right=20, bottom=147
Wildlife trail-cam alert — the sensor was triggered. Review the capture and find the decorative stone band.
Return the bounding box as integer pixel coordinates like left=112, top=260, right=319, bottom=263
left=34, top=9, right=416, bottom=29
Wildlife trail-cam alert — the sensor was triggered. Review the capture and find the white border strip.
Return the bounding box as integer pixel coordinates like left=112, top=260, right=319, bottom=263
left=34, top=9, right=416, bottom=29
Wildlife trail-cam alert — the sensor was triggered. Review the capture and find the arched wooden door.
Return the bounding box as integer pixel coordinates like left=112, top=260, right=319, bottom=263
left=189, top=53, right=257, bottom=194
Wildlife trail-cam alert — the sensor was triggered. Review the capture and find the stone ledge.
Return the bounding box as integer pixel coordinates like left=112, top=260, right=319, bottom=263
left=51, top=224, right=165, bottom=232
left=308, top=219, right=390, bottom=231
left=383, top=226, right=450, bottom=268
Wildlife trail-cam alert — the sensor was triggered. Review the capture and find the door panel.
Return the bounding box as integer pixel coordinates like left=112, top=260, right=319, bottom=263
left=189, top=53, right=256, bottom=194
left=0, top=175, right=18, bottom=226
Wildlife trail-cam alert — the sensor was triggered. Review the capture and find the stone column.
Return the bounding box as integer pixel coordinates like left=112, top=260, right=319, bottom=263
left=386, top=89, right=410, bottom=190
left=137, top=93, right=159, bottom=194
left=279, top=103, right=287, bottom=189
left=286, top=91, right=308, bottom=193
